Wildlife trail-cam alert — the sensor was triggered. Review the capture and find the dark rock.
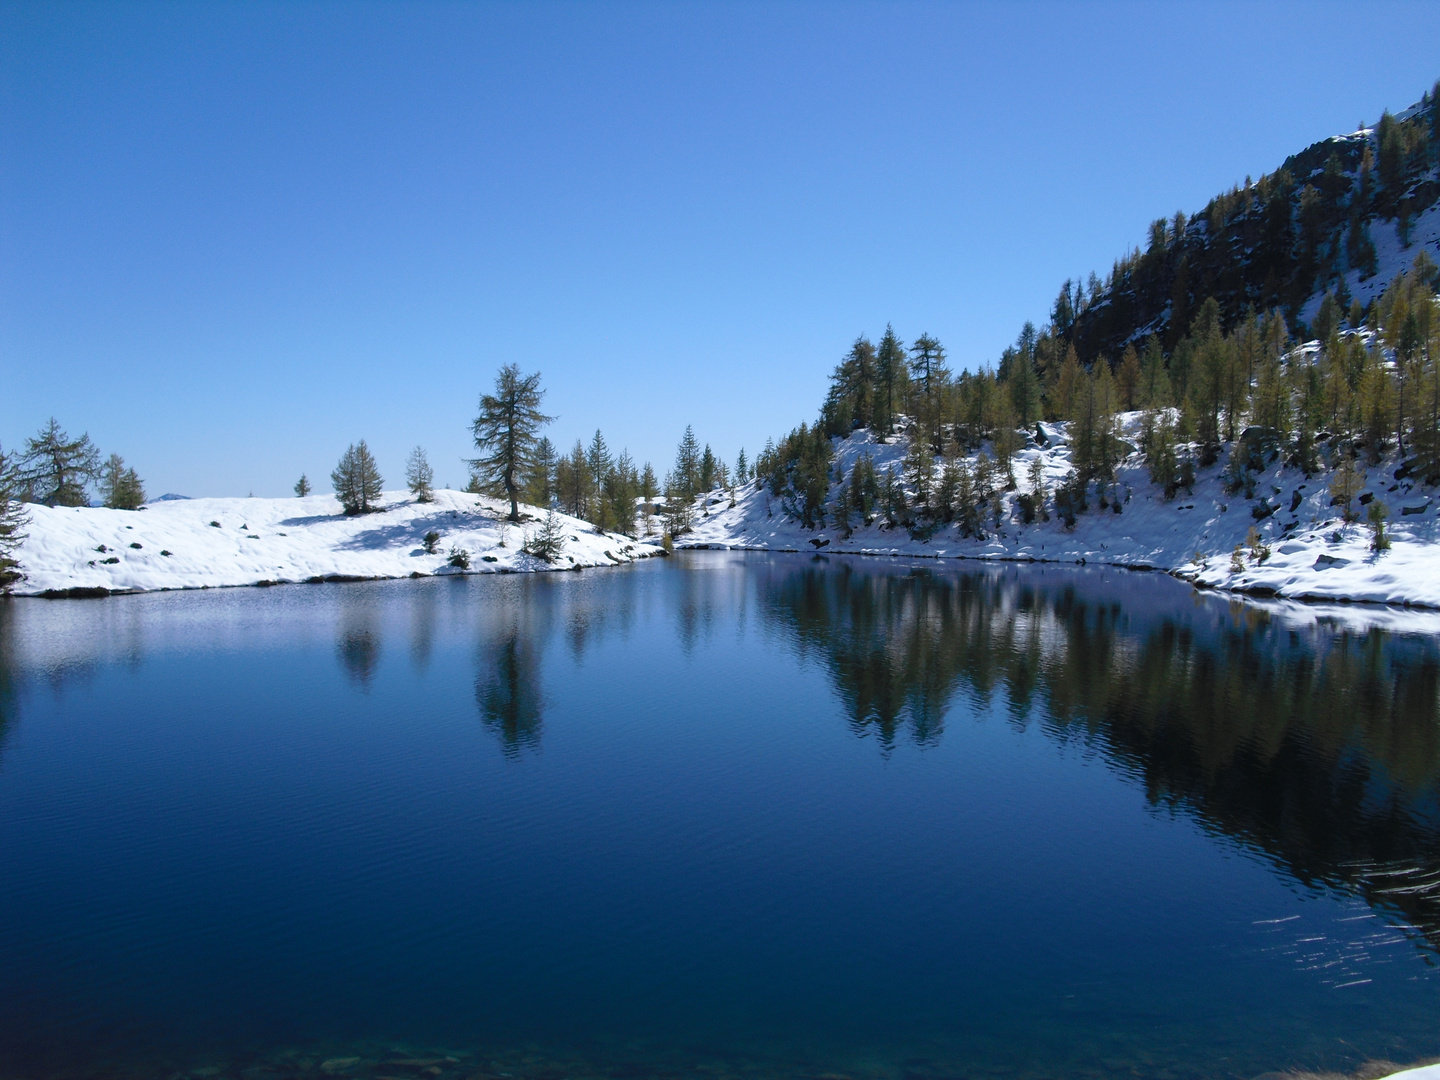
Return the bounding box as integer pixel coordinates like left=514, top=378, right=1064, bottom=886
left=41, top=586, right=111, bottom=599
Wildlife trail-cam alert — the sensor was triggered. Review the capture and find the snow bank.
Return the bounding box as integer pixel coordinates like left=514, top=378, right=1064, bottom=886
left=11, top=489, right=661, bottom=597
left=1379, top=1067, right=1440, bottom=1080
left=681, top=417, right=1440, bottom=611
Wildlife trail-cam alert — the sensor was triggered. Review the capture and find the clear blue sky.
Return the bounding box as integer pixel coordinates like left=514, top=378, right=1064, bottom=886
left=3, top=1, right=1438, bottom=498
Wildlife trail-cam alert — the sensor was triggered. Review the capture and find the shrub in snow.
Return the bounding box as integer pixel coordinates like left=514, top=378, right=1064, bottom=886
left=447, top=547, right=470, bottom=569
left=1369, top=500, right=1391, bottom=551
left=422, top=531, right=440, bottom=554
left=522, top=509, right=567, bottom=563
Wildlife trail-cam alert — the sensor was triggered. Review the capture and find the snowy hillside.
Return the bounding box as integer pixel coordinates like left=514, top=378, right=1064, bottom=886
left=680, top=418, right=1440, bottom=610
left=11, top=488, right=661, bottom=597
left=1300, top=198, right=1440, bottom=325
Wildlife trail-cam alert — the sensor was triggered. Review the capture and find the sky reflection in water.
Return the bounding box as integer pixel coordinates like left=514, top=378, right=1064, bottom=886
left=0, top=553, right=1438, bottom=1080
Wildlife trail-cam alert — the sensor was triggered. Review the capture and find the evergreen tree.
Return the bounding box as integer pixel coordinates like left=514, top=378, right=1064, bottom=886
left=1054, top=345, right=1083, bottom=420
left=824, top=337, right=877, bottom=435
left=1008, top=345, right=1043, bottom=428
left=522, top=508, right=567, bottom=563
left=673, top=426, right=702, bottom=500
left=469, top=365, right=554, bottom=521
left=735, top=448, right=748, bottom=483
left=699, top=444, right=717, bottom=491
left=332, top=440, right=383, bottom=515
left=1026, top=455, right=1049, bottom=522
left=586, top=430, right=612, bottom=497
left=295, top=474, right=311, bottom=497
left=874, top=326, right=909, bottom=438
left=1329, top=457, right=1364, bottom=522
left=100, top=453, right=146, bottom=510
left=909, top=333, right=949, bottom=402
left=526, top=436, right=558, bottom=508
left=19, top=418, right=100, bottom=507
left=904, top=432, right=933, bottom=508
left=991, top=396, right=1021, bottom=489
left=0, top=443, right=28, bottom=591
left=1116, top=346, right=1142, bottom=412
left=405, top=446, right=435, bottom=503
left=556, top=440, right=591, bottom=519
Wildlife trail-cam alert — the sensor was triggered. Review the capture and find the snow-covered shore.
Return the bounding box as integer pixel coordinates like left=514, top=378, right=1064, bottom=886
left=10, top=488, right=661, bottom=597
left=680, top=417, right=1440, bottom=611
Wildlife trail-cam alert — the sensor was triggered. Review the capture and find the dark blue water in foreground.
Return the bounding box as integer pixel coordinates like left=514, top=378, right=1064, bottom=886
left=2, top=553, right=1440, bottom=1080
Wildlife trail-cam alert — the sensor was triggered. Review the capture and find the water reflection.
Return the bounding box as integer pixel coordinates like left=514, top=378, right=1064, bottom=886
left=0, top=602, right=15, bottom=759
left=476, top=620, right=546, bottom=757
left=753, top=559, right=1440, bottom=949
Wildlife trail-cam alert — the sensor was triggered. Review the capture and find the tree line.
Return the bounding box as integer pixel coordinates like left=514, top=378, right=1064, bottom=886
left=1051, top=82, right=1438, bottom=363
left=0, top=419, right=149, bottom=588
left=760, top=248, right=1438, bottom=541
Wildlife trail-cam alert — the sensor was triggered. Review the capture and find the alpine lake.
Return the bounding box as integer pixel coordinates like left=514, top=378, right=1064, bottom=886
left=2, top=552, right=1439, bottom=1080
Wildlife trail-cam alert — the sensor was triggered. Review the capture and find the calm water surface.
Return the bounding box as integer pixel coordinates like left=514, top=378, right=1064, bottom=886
left=2, top=553, right=1439, bottom=1080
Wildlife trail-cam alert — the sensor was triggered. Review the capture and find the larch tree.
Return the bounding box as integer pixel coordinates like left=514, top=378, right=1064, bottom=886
left=20, top=418, right=101, bottom=507
left=526, top=436, right=558, bottom=508
left=469, top=365, right=553, bottom=522
left=100, top=453, right=146, bottom=510
left=672, top=426, right=701, bottom=501
left=332, top=440, right=384, bottom=515
left=406, top=446, right=434, bottom=502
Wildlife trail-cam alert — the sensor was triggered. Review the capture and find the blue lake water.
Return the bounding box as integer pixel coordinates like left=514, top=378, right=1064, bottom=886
left=2, top=552, right=1439, bottom=1080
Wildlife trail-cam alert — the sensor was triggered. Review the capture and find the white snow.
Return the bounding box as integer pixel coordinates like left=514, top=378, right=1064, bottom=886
left=680, top=414, right=1440, bottom=613
left=1379, top=1066, right=1440, bottom=1080
left=1299, top=200, right=1440, bottom=325
left=10, top=488, right=662, bottom=596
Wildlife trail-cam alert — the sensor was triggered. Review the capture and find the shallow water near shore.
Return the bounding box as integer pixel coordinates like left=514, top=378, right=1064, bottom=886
left=2, top=553, right=1439, bottom=1080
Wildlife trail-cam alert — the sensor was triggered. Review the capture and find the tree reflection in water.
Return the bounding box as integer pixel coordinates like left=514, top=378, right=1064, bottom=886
left=476, top=621, right=546, bottom=758
left=755, top=558, right=1440, bottom=948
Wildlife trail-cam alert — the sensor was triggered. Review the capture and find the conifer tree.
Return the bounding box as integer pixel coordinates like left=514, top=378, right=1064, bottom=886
left=909, top=333, right=949, bottom=402
left=1116, top=345, right=1142, bottom=412
left=0, top=443, right=28, bottom=591
left=100, top=453, right=146, bottom=510
left=673, top=426, right=701, bottom=500
left=1054, top=345, right=1083, bottom=420
left=1026, top=455, right=1049, bottom=522
left=295, top=474, right=311, bottom=497
left=824, top=337, right=877, bottom=435
left=1008, top=347, right=1043, bottom=429
left=556, top=440, right=591, bottom=519
left=406, top=446, right=435, bottom=503
left=586, top=430, right=612, bottom=497
left=904, top=433, right=932, bottom=509
left=469, top=365, right=554, bottom=522
left=332, top=440, right=383, bottom=515
left=19, top=418, right=101, bottom=507
left=700, top=444, right=717, bottom=492
left=874, top=326, right=909, bottom=438
left=526, top=436, right=558, bottom=508
left=735, top=448, right=748, bottom=483
left=1329, top=457, right=1364, bottom=522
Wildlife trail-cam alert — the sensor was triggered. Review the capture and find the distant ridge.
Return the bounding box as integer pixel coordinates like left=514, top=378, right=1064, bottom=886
left=1032, top=81, right=1439, bottom=364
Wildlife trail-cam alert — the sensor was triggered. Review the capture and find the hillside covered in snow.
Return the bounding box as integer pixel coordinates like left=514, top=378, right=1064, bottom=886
left=678, top=412, right=1440, bottom=610
left=11, top=489, right=660, bottom=598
